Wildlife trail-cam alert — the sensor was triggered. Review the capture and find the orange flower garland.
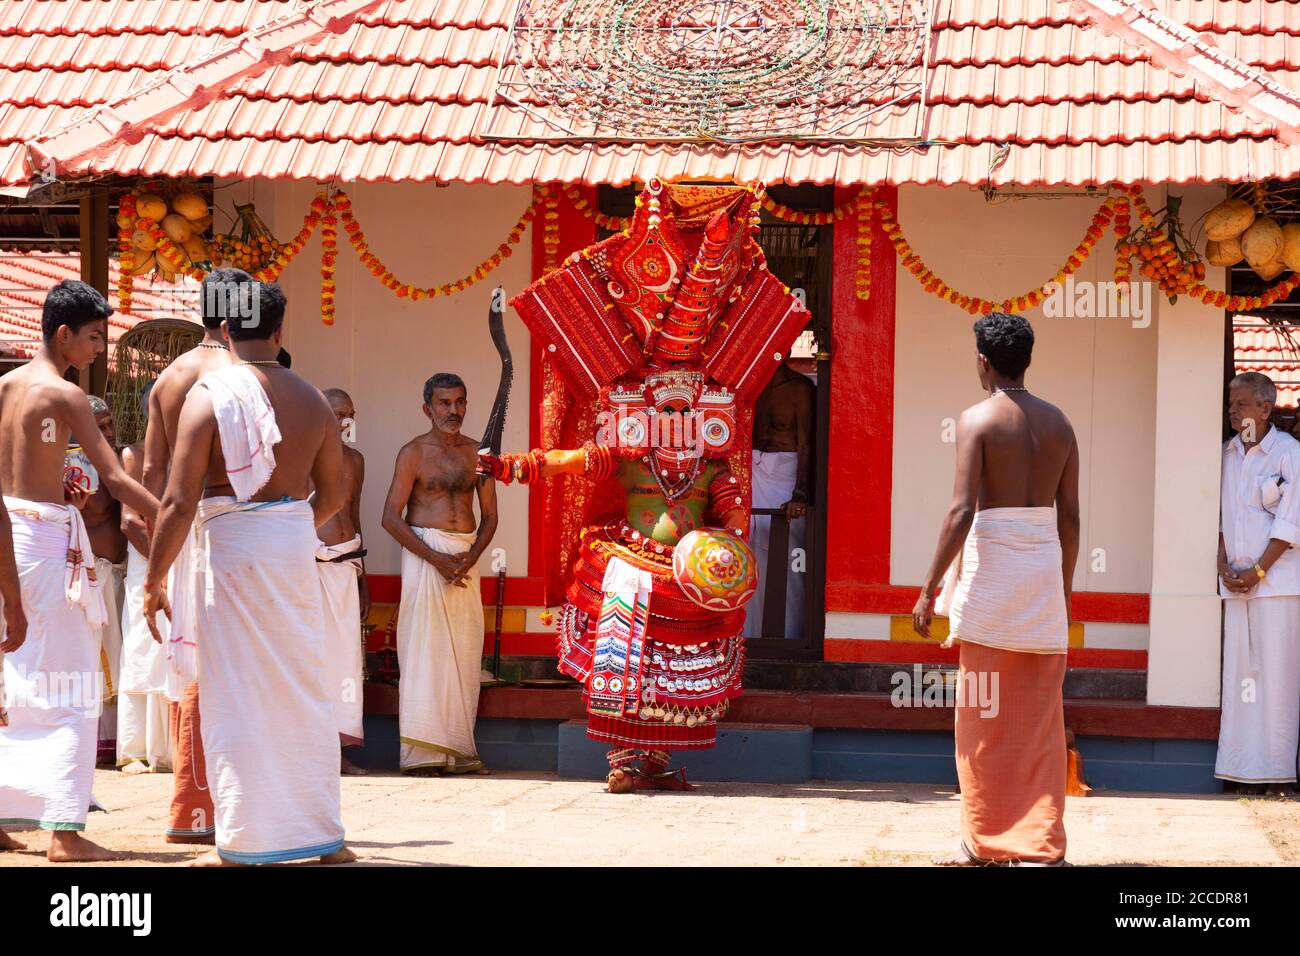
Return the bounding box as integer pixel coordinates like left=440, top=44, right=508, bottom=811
left=560, top=186, right=627, bottom=231
left=540, top=185, right=562, bottom=272
left=334, top=189, right=539, bottom=303
left=116, top=191, right=136, bottom=312
left=252, top=194, right=326, bottom=284
left=319, top=193, right=337, bottom=325
left=761, top=189, right=862, bottom=226
left=854, top=190, right=873, bottom=301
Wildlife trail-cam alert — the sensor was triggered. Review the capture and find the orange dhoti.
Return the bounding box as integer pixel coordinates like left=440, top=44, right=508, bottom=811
left=167, top=681, right=214, bottom=841
left=954, top=641, right=1067, bottom=864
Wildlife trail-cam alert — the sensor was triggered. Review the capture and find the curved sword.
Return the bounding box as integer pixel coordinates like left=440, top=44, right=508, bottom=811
left=478, top=287, right=513, bottom=468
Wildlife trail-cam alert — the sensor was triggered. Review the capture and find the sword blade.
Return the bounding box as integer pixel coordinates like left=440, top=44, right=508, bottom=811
left=478, top=289, right=513, bottom=458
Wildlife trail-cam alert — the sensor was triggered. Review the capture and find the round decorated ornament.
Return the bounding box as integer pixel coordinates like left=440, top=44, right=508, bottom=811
left=672, top=528, right=757, bottom=612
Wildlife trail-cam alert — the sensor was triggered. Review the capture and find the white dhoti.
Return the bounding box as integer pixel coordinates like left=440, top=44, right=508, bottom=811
left=1216, top=596, right=1300, bottom=784
left=0, top=498, right=106, bottom=831
left=94, top=556, right=125, bottom=749
left=316, top=534, right=365, bottom=747
left=397, top=527, right=484, bottom=772
left=195, top=497, right=344, bottom=863
left=163, top=524, right=200, bottom=703
left=116, top=545, right=173, bottom=771
left=743, top=450, right=806, bottom=640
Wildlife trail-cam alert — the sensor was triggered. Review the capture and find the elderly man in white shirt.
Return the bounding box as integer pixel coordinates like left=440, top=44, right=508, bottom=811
left=1218, top=372, right=1300, bottom=792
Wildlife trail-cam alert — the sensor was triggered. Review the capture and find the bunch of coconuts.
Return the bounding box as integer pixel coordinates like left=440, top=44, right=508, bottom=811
left=1205, top=197, right=1300, bottom=282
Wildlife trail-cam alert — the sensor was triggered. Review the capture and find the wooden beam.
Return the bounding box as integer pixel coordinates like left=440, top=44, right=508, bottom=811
left=78, top=190, right=110, bottom=396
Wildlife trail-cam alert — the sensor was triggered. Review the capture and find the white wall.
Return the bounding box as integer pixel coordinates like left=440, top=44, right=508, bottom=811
left=217, top=179, right=535, bottom=576
left=890, top=185, right=1159, bottom=601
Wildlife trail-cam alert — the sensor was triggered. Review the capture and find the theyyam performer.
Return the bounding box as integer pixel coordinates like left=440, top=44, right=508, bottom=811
left=0, top=280, right=158, bottom=862
left=479, top=180, right=807, bottom=791
left=144, top=279, right=352, bottom=865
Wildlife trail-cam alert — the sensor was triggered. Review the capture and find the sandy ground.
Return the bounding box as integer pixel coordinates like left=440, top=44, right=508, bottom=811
left=0, top=769, right=1295, bottom=866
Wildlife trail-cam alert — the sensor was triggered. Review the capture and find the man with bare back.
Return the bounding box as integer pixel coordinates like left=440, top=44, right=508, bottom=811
left=316, top=387, right=370, bottom=775
left=912, top=312, right=1079, bottom=867
left=142, top=267, right=237, bottom=844
left=143, top=277, right=352, bottom=866
left=382, top=372, right=497, bottom=774
left=0, top=280, right=158, bottom=862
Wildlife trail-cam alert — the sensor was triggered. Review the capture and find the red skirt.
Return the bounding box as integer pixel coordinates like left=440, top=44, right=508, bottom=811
left=556, top=522, right=745, bottom=750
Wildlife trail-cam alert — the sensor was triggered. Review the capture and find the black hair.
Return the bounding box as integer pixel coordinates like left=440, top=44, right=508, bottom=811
left=972, top=312, right=1035, bottom=379
left=200, top=268, right=255, bottom=331
left=42, top=280, right=113, bottom=343
left=423, top=372, right=466, bottom=405
left=225, top=279, right=287, bottom=342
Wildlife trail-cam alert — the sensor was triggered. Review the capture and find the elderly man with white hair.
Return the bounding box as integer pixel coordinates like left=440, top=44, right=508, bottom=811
left=1218, top=371, right=1300, bottom=793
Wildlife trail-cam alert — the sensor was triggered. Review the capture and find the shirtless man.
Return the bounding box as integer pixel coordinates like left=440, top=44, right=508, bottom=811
left=143, top=278, right=353, bottom=866
left=0, top=279, right=157, bottom=862
left=912, top=311, right=1079, bottom=867
left=142, top=268, right=238, bottom=843
left=81, top=396, right=128, bottom=759
left=745, top=357, right=815, bottom=640
left=382, top=373, right=497, bottom=774
left=316, top=387, right=370, bottom=775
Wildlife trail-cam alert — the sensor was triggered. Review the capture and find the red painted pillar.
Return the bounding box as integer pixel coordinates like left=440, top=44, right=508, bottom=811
left=824, top=185, right=897, bottom=607
left=528, top=184, right=598, bottom=591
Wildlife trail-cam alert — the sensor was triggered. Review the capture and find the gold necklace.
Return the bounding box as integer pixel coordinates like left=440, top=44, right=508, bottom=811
left=235, top=360, right=282, bottom=367
left=196, top=343, right=227, bottom=350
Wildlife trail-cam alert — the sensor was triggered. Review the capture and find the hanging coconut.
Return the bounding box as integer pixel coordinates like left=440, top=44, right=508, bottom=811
left=172, top=191, right=209, bottom=221
left=1281, top=223, right=1300, bottom=273
left=1206, top=237, right=1245, bottom=267
left=1242, top=217, right=1283, bottom=268
left=161, top=214, right=193, bottom=243
left=1204, top=197, right=1256, bottom=241
left=136, top=193, right=167, bottom=221
left=126, top=249, right=156, bottom=276
left=131, top=229, right=157, bottom=252
left=1253, top=258, right=1288, bottom=282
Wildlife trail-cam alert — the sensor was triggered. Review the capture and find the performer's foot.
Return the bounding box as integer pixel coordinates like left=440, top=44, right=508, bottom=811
left=190, top=850, right=240, bottom=867
left=47, top=832, right=117, bottom=863
left=606, top=768, right=636, bottom=793
left=0, top=829, right=26, bottom=851
left=120, top=760, right=150, bottom=776
left=165, top=832, right=216, bottom=845
left=320, top=846, right=357, bottom=865
left=340, top=755, right=369, bottom=776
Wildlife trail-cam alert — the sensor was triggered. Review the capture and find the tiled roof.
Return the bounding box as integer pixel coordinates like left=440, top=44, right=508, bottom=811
left=1234, top=320, right=1300, bottom=407
left=0, top=251, right=198, bottom=359
left=2, top=0, right=1300, bottom=186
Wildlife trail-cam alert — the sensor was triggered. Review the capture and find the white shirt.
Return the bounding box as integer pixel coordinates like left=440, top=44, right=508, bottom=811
left=1220, top=425, right=1300, bottom=599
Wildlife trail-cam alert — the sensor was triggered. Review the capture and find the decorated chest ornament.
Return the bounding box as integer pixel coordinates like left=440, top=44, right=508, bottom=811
left=510, top=177, right=810, bottom=416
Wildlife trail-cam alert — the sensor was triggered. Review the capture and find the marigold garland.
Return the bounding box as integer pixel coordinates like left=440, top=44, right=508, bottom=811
left=116, top=191, right=136, bottom=313
left=334, top=188, right=539, bottom=304
left=541, top=185, right=562, bottom=273
left=319, top=193, right=338, bottom=326
left=854, top=190, right=873, bottom=301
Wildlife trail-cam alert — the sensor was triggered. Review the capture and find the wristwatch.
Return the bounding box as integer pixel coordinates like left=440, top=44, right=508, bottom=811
left=1253, top=562, right=1267, bottom=580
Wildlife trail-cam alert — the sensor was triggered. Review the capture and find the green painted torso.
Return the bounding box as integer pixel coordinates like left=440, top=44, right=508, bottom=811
left=620, top=458, right=721, bottom=545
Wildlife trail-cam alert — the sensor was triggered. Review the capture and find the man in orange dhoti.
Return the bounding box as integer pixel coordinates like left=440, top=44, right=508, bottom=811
left=142, top=270, right=237, bottom=843
left=912, top=313, right=1080, bottom=867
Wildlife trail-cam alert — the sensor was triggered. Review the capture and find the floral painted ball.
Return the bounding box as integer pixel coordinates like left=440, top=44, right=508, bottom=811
left=672, top=528, right=758, bottom=612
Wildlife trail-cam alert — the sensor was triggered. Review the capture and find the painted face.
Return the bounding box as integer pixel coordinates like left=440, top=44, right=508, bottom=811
left=424, top=386, right=467, bottom=435
left=61, top=320, right=108, bottom=371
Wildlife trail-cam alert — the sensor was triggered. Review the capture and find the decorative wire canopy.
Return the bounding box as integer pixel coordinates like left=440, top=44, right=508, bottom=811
left=482, top=0, right=932, bottom=143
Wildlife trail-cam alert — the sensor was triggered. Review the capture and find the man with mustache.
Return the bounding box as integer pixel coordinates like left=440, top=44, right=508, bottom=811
left=381, top=372, right=497, bottom=774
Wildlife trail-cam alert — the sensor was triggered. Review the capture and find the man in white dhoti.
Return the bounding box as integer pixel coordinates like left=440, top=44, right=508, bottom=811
left=744, top=359, right=814, bottom=641
left=382, top=373, right=497, bottom=774
left=144, top=278, right=354, bottom=866
left=117, top=382, right=172, bottom=774
left=316, top=388, right=370, bottom=774
left=1217, top=372, right=1300, bottom=793
left=0, top=280, right=157, bottom=862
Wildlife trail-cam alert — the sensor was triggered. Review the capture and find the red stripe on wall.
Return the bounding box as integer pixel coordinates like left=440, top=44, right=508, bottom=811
left=825, top=583, right=1150, bottom=624
left=825, top=185, right=896, bottom=593
left=824, top=638, right=1148, bottom=670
